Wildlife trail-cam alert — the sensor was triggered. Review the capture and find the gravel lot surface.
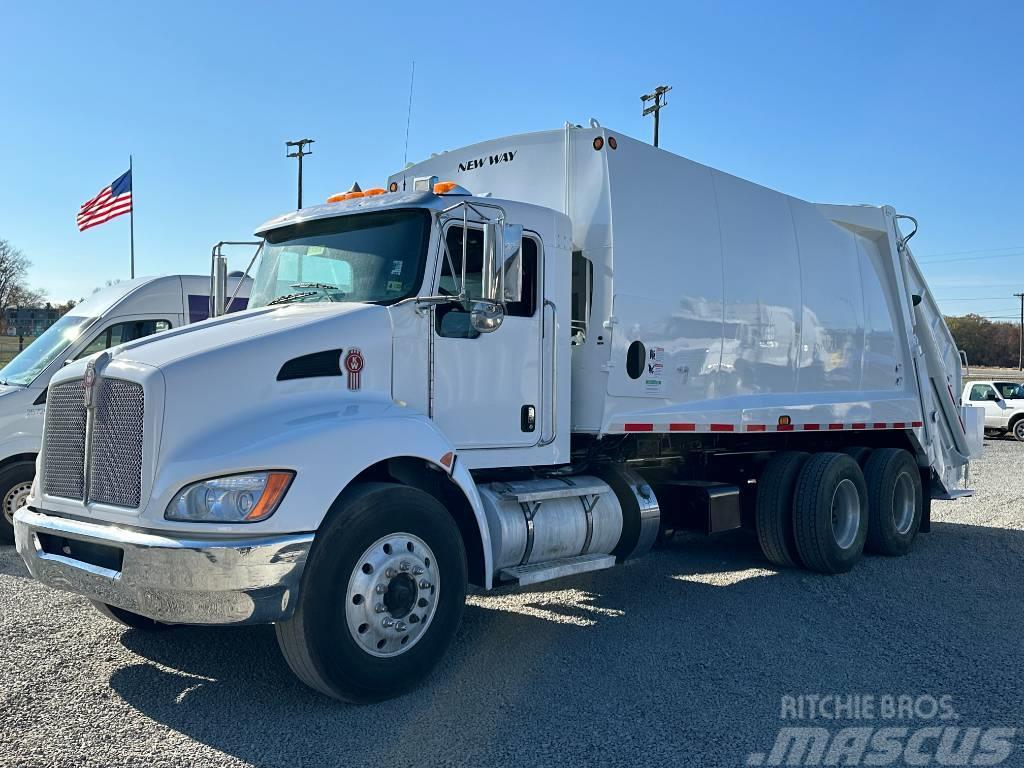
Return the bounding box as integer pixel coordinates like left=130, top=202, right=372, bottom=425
left=2, top=441, right=1022, bottom=767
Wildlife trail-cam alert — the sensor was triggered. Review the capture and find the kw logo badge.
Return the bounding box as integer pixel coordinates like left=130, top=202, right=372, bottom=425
left=344, top=349, right=364, bottom=391
left=458, top=150, right=517, bottom=173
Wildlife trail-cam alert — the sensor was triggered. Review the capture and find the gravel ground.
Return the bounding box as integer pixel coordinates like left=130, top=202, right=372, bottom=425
left=2, top=442, right=1022, bottom=768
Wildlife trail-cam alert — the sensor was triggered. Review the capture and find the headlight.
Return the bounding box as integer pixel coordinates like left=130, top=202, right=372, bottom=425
left=166, top=471, right=294, bottom=523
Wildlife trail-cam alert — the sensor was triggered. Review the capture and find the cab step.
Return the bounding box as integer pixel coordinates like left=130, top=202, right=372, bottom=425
left=498, top=553, right=616, bottom=586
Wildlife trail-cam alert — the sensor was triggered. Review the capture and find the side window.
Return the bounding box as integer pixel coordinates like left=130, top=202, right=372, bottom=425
left=506, top=237, right=538, bottom=318
left=570, top=250, right=593, bottom=345
left=76, top=319, right=171, bottom=359
left=435, top=228, right=539, bottom=337
left=995, top=382, right=1017, bottom=399
left=969, top=384, right=995, bottom=401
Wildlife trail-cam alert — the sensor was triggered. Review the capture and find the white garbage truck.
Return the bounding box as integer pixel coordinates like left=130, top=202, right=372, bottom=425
left=14, top=123, right=983, bottom=702
left=0, top=274, right=250, bottom=542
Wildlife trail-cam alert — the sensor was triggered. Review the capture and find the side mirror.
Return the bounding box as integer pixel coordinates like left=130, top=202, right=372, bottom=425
left=480, top=221, right=523, bottom=304
left=470, top=300, right=505, bottom=333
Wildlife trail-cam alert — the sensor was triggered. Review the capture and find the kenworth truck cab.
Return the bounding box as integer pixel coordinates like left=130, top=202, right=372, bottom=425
left=14, top=124, right=983, bottom=702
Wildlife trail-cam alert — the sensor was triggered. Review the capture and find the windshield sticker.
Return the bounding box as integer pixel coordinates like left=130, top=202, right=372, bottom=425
left=307, top=246, right=325, bottom=256
left=390, top=260, right=404, bottom=276
left=386, top=280, right=404, bottom=293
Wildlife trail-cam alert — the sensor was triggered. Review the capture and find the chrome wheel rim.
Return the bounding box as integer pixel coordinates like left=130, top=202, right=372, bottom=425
left=830, top=478, right=861, bottom=550
left=345, top=532, right=440, bottom=658
left=892, top=472, right=916, bottom=535
left=3, top=480, right=32, bottom=525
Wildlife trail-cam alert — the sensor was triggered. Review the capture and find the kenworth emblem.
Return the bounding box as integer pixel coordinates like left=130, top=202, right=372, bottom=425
left=83, top=361, right=98, bottom=408
left=344, top=348, right=364, bottom=391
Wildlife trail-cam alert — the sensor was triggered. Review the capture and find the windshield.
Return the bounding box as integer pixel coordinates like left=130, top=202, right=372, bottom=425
left=250, top=210, right=431, bottom=308
left=0, top=314, right=96, bottom=387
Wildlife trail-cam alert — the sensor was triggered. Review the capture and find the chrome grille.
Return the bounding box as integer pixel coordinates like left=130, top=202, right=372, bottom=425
left=42, top=381, right=87, bottom=500
left=88, top=379, right=145, bottom=508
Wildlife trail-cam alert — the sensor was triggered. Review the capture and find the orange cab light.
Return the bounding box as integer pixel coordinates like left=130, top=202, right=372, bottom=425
left=778, top=415, right=792, bottom=426
left=433, top=181, right=458, bottom=194
left=593, top=136, right=604, bottom=151
left=326, top=193, right=346, bottom=203
left=389, top=181, right=399, bottom=192
left=342, top=191, right=365, bottom=200
left=363, top=188, right=386, bottom=196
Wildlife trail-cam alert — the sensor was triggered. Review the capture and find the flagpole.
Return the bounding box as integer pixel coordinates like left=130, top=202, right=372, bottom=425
left=129, top=155, right=135, bottom=279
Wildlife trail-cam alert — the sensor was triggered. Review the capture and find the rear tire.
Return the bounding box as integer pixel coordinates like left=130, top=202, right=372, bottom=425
left=0, top=460, right=35, bottom=544
left=863, top=448, right=922, bottom=556
left=793, top=453, right=869, bottom=574
left=1013, top=419, right=1024, bottom=442
left=755, top=452, right=808, bottom=567
left=90, top=601, right=171, bottom=630
left=276, top=483, right=467, bottom=703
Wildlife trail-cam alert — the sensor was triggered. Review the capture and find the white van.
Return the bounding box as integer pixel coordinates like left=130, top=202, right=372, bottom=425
left=0, top=274, right=249, bottom=541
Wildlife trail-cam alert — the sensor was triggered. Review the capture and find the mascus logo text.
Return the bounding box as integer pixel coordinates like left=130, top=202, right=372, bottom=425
left=458, top=150, right=517, bottom=172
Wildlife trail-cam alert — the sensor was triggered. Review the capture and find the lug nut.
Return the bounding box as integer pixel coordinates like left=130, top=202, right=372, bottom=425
left=419, top=580, right=431, bottom=590
left=382, top=617, right=395, bottom=628
left=395, top=621, right=407, bottom=632
left=375, top=584, right=387, bottom=594
left=375, top=603, right=385, bottom=614
left=385, top=568, right=396, bottom=579
left=399, top=561, right=410, bottom=572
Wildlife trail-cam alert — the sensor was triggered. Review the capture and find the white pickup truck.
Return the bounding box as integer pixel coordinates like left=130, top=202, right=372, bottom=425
left=962, top=380, right=1024, bottom=440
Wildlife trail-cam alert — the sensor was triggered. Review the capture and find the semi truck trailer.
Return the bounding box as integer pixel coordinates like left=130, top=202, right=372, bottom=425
left=14, top=123, right=984, bottom=702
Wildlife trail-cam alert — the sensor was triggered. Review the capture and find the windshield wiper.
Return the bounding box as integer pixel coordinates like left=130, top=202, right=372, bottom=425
left=268, top=290, right=321, bottom=306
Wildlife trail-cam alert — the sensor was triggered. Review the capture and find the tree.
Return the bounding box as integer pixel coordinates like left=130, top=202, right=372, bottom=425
left=945, top=313, right=1021, bottom=368
left=0, top=239, right=46, bottom=334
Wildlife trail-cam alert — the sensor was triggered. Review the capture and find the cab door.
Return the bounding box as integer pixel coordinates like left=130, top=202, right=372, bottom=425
left=429, top=224, right=543, bottom=449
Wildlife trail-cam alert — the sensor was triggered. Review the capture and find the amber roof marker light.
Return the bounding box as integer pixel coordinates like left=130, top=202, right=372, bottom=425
left=608, top=136, right=618, bottom=150
left=593, top=136, right=605, bottom=151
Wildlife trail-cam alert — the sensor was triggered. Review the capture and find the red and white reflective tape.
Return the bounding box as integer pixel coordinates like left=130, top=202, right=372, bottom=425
left=613, top=421, right=924, bottom=434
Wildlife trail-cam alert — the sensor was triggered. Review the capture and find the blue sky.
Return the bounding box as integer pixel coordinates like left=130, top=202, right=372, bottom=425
left=1, top=1, right=1021, bottom=318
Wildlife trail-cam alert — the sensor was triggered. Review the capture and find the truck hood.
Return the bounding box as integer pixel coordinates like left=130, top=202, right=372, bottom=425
left=103, top=302, right=377, bottom=370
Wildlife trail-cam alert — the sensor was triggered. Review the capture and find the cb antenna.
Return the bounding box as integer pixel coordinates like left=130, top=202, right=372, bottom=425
left=641, top=85, right=672, bottom=147
left=403, top=61, right=416, bottom=167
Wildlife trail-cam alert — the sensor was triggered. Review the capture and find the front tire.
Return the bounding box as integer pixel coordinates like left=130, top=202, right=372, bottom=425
left=276, top=483, right=467, bottom=703
left=0, top=460, right=35, bottom=544
left=863, top=448, right=922, bottom=556
left=793, top=453, right=869, bottom=574
left=1013, top=419, right=1024, bottom=442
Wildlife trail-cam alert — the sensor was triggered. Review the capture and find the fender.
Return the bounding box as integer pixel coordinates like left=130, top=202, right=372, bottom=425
left=147, top=400, right=495, bottom=586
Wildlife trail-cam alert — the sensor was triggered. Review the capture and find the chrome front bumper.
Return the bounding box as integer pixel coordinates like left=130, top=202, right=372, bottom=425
left=13, top=507, right=313, bottom=626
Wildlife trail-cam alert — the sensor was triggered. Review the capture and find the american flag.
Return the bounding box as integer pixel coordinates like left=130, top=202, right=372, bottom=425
left=77, top=169, right=132, bottom=232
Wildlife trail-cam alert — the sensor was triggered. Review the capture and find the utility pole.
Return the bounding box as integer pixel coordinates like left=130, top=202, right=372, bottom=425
left=1015, top=292, right=1024, bottom=370
left=286, top=138, right=315, bottom=209
left=641, top=85, right=672, bottom=147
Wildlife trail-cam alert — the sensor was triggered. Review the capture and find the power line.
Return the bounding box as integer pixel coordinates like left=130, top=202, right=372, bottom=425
left=919, top=245, right=1024, bottom=258
left=918, top=251, right=1024, bottom=265
left=935, top=296, right=1018, bottom=302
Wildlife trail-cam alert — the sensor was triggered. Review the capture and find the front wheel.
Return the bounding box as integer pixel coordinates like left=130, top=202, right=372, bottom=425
left=0, top=460, right=35, bottom=544
left=276, top=483, right=467, bottom=703
left=1013, top=420, right=1024, bottom=442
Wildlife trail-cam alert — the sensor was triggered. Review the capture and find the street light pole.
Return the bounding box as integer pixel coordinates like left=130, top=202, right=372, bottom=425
left=641, top=85, right=672, bottom=148
left=286, top=138, right=315, bottom=209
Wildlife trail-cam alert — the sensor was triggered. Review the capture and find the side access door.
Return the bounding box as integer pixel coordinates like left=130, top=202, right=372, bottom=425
left=429, top=223, right=545, bottom=449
